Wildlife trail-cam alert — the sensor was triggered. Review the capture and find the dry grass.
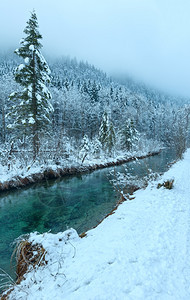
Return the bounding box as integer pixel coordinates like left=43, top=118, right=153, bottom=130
left=14, top=240, right=47, bottom=283
left=0, top=240, right=47, bottom=300
left=157, top=179, right=174, bottom=190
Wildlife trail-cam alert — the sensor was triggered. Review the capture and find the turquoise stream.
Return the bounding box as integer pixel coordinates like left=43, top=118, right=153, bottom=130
left=0, top=149, right=176, bottom=281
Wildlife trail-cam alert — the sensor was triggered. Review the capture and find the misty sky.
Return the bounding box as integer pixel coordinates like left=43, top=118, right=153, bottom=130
left=1, top=0, right=190, bottom=97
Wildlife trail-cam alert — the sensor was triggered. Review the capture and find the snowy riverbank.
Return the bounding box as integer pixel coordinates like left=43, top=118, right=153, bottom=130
left=2, top=148, right=190, bottom=299
left=0, top=148, right=161, bottom=192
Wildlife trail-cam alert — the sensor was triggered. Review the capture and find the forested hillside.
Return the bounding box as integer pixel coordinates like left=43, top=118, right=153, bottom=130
left=0, top=49, right=189, bottom=166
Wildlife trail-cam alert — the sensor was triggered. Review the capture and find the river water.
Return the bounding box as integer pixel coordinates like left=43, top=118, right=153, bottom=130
left=0, top=148, right=176, bottom=282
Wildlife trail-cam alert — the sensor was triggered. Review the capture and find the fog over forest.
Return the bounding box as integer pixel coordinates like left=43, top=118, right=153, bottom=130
left=1, top=0, right=190, bottom=97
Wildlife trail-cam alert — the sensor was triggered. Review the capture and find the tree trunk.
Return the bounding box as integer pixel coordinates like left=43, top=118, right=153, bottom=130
left=32, top=50, right=39, bottom=160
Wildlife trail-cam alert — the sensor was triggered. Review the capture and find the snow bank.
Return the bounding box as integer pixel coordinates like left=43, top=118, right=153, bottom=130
left=4, top=150, right=190, bottom=299
left=0, top=149, right=160, bottom=191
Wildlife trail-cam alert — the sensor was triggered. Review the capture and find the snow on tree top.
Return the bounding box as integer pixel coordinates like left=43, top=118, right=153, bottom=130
left=28, top=85, right=32, bottom=91
left=29, top=45, right=35, bottom=51
left=18, top=64, right=25, bottom=71
left=28, top=117, right=35, bottom=124
left=36, top=94, right=41, bottom=101
left=24, top=57, right=29, bottom=64
left=9, top=92, right=16, bottom=97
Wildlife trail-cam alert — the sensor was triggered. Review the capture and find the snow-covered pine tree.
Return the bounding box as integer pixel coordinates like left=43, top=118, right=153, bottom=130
left=89, top=81, right=99, bottom=102
left=79, top=134, right=91, bottom=162
left=99, top=111, right=115, bottom=154
left=99, top=111, right=109, bottom=147
left=107, top=122, right=116, bottom=153
left=121, top=119, right=138, bottom=151
left=7, top=11, right=53, bottom=159
left=91, top=137, right=102, bottom=158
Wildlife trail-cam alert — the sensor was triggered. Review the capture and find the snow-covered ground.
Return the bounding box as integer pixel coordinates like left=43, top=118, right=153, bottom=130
left=5, top=149, right=190, bottom=300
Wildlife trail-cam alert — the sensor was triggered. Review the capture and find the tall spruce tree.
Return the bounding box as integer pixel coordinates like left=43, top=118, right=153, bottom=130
left=7, top=11, right=53, bottom=159
left=99, top=111, right=115, bottom=154
left=121, top=119, right=138, bottom=151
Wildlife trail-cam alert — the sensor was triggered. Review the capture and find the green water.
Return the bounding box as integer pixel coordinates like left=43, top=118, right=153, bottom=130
left=0, top=148, right=176, bottom=282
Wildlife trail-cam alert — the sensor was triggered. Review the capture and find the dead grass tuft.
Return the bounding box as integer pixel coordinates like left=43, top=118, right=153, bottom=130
left=79, top=232, right=87, bottom=238
left=0, top=240, right=47, bottom=299
left=13, top=240, right=47, bottom=283
left=157, top=179, right=174, bottom=190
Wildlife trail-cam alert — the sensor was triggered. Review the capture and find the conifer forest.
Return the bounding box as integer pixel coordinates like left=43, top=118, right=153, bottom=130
left=0, top=12, right=189, bottom=173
